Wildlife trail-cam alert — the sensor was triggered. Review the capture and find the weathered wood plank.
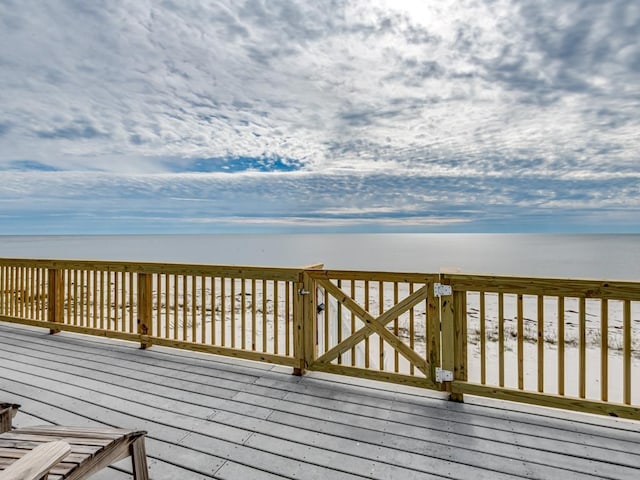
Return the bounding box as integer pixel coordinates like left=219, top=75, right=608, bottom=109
left=2, top=322, right=640, bottom=480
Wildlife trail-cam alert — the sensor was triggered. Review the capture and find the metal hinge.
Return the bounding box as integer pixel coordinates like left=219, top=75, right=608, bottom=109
left=435, top=367, right=454, bottom=382
left=433, top=283, right=452, bottom=297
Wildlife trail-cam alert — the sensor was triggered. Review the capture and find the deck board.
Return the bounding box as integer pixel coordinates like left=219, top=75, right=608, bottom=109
left=1, top=323, right=639, bottom=479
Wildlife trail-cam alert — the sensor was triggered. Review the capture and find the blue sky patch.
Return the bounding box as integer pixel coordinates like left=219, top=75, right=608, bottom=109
left=168, top=156, right=304, bottom=173
left=3, top=160, right=61, bottom=172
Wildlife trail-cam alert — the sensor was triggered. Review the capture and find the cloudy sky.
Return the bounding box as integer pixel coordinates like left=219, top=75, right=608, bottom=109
left=1, top=0, right=639, bottom=234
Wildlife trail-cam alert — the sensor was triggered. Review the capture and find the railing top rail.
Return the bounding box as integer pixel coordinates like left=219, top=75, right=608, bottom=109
left=0, top=258, right=304, bottom=281
left=306, top=269, right=440, bottom=283
left=446, top=273, right=640, bottom=300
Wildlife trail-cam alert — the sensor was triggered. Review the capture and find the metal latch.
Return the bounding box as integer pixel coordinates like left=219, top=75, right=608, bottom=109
left=298, top=288, right=310, bottom=295
left=435, top=367, right=454, bottom=382
left=433, top=283, right=452, bottom=297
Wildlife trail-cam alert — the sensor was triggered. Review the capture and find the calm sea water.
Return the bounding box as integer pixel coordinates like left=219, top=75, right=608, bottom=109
left=0, top=234, right=638, bottom=280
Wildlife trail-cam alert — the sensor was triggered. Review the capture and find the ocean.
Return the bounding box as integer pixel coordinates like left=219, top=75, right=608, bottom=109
left=0, top=234, right=639, bottom=281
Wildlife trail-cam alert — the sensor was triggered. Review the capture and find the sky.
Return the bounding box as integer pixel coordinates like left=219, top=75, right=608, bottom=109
left=1, top=0, right=639, bottom=234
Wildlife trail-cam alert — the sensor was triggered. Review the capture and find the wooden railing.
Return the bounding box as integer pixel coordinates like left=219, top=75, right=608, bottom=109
left=0, top=259, right=305, bottom=368
left=1, top=258, right=638, bottom=420
left=445, top=274, right=640, bottom=419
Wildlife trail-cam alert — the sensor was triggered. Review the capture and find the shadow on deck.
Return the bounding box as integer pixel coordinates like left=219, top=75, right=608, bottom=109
left=1, top=322, right=639, bottom=480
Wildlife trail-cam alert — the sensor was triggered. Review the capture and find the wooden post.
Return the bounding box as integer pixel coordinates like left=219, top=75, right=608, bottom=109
left=47, top=269, right=64, bottom=334
left=440, top=285, right=455, bottom=396
left=137, top=273, right=153, bottom=349
left=293, top=273, right=306, bottom=376
left=452, top=290, right=468, bottom=402
left=440, top=282, right=466, bottom=402
left=426, top=282, right=440, bottom=385
left=303, top=272, right=317, bottom=373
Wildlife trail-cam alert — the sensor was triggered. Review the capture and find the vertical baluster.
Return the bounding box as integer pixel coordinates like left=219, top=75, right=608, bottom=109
left=623, top=300, right=631, bottom=405
left=74, top=269, right=80, bottom=326
left=250, top=279, right=256, bottom=350
left=261, top=279, right=267, bottom=352
left=202, top=276, right=207, bottom=345
left=379, top=281, right=384, bottom=371
left=122, top=272, right=128, bottom=331
left=9, top=267, right=14, bottom=317
left=211, top=277, right=217, bottom=345
left=498, top=293, right=505, bottom=387
left=156, top=274, right=162, bottom=337
left=114, top=271, right=120, bottom=330
left=6, top=267, right=10, bottom=317
left=92, top=271, right=97, bottom=329
left=101, top=271, right=106, bottom=329
left=0, top=265, right=4, bottom=315
left=323, top=288, right=329, bottom=353
left=409, top=283, right=415, bottom=375
left=231, top=278, right=236, bottom=348
left=17, top=266, right=22, bottom=317
left=165, top=274, right=171, bottom=338
left=30, top=267, right=35, bottom=319
left=351, top=280, right=357, bottom=367
left=273, top=280, right=279, bottom=354
left=337, top=279, right=342, bottom=365
left=517, top=294, right=524, bottom=390
left=241, top=278, right=247, bottom=350
left=13, top=266, right=18, bottom=317
left=182, top=275, right=188, bottom=341
left=221, top=277, right=227, bottom=347
left=17, top=267, right=23, bottom=318
left=34, top=268, right=40, bottom=320
left=80, top=270, right=85, bottom=326
left=601, top=299, right=608, bottom=402
left=393, top=282, right=399, bottom=373
left=537, top=295, right=544, bottom=393
left=85, top=270, right=91, bottom=327
left=158, top=273, right=171, bottom=338
left=579, top=297, right=586, bottom=399
left=192, top=276, right=197, bottom=343
left=480, top=291, right=486, bottom=385
left=364, top=281, right=370, bottom=369
left=285, top=281, right=291, bottom=356
left=173, top=274, right=178, bottom=340
left=39, top=268, right=45, bottom=321
left=66, top=269, right=73, bottom=324
left=15, top=266, right=19, bottom=317
left=129, top=272, right=135, bottom=333
left=558, top=296, right=565, bottom=396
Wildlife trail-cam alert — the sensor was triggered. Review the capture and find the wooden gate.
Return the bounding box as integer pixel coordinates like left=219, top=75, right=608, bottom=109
left=301, top=270, right=443, bottom=390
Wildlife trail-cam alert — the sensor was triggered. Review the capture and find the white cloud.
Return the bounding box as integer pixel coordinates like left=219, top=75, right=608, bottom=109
left=0, top=0, right=638, bottom=232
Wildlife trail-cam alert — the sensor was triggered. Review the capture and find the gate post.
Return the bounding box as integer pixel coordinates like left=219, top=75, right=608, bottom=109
left=137, top=273, right=153, bottom=349
left=293, top=272, right=307, bottom=375
left=440, top=282, right=455, bottom=396
left=440, top=278, right=467, bottom=402
left=47, top=269, right=64, bottom=334
left=451, top=289, right=468, bottom=402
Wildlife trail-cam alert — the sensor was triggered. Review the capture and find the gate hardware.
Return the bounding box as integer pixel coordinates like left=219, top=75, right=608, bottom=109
left=435, top=367, right=454, bottom=382
left=433, top=283, right=452, bottom=297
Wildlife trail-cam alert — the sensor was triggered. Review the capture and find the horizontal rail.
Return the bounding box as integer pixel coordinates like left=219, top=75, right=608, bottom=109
left=448, top=274, right=640, bottom=300
left=0, top=258, right=302, bottom=281
left=452, top=381, right=640, bottom=420
left=0, top=315, right=297, bottom=367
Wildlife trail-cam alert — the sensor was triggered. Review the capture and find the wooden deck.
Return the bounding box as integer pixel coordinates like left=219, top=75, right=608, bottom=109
left=1, top=323, right=639, bottom=480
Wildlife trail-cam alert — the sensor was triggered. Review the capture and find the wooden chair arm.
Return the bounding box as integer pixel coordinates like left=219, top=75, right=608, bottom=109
left=0, top=441, right=71, bottom=480
left=0, top=404, right=20, bottom=433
